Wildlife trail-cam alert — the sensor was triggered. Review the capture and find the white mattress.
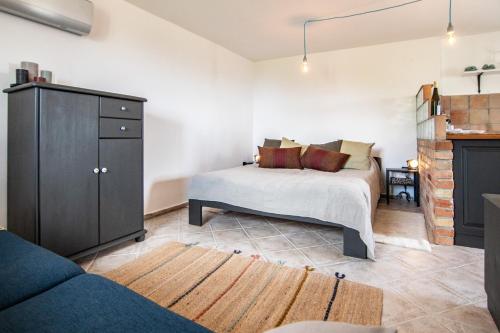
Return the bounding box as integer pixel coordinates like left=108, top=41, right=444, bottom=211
left=188, top=158, right=381, bottom=259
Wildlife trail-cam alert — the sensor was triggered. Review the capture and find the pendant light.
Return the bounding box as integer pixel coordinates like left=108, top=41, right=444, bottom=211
left=446, top=0, right=455, bottom=44
left=301, top=0, right=424, bottom=73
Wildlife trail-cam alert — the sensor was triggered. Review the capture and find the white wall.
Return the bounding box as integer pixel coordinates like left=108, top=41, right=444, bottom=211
left=441, top=31, right=500, bottom=95
left=253, top=37, right=442, bottom=174
left=253, top=32, right=500, bottom=180
left=0, top=0, right=254, bottom=228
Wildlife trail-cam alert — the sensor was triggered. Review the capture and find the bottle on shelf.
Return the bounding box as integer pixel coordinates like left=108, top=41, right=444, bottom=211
left=431, top=81, right=441, bottom=116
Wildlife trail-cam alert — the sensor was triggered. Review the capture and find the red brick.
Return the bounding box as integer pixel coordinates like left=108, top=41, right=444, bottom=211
left=434, top=180, right=454, bottom=189
left=435, top=198, right=453, bottom=208
left=434, top=207, right=454, bottom=218
left=434, top=235, right=454, bottom=245
left=435, top=141, right=453, bottom=150
left=434, top=150, right=453, bottom=160
left=434, top=160, right=452, bottom=170
left=434, top=228, right=455, bottom=237
left=432, top=170, right=453, bottom=179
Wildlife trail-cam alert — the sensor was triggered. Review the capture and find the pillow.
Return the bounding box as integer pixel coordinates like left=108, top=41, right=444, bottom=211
left=263, top=138, right=282, bottom=148
left=340, top=140, right=375, bottom=170
left=258, top=147, right=303, bottom=169
left=311, top=140, right=342, bottom=152
left=280, top=137, right=308, bottom=156
left=301, top=146, right=350, bottom=173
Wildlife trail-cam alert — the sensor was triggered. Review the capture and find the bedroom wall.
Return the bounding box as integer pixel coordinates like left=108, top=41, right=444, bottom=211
left=253, top=37, right=441, bottom=176
left=0, top=0, right=254, bottom=228
left=253, top=32, right=500, bottom=182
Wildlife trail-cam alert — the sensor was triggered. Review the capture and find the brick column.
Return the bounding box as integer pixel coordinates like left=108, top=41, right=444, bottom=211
left=418, top=139, right=454, bottom=245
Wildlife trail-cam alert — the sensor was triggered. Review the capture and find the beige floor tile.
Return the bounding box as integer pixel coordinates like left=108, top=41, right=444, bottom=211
left=316, top=228, right=344, bottom=244
left=208, top=216, right=241, bottom=231
left=244, top=225, right=281, bottom=238
left=431, top=244, right=482, bottom=266
left=180, top=221, right=212, bottom=233
left=216, top=240, right=260, bottom=257
left=140, top=234, right=179, bottom=254
left=392, top=248, right=447, bottom=272
left=253, top=235, right=294, bottom=251
left=213, top=229, right=249, bottom=243
left=382, top=288, right=427, bottom=327
left=263, top=249, right=312, bottom=268
left=392, top=278, right=469, bottom=314
left=299, top=244, right=349, bottom=266
left=236, top=214, right=268, bottom=228
left=285, top=231, right=327, bottom=248
left=461, top=260, right=485, bottom=280
left=322, top=256, right=413, bottom=287
left=272, top=222, right=311, bottom=235
left=440, top=302, right=499, bottom=333
left=430, top=266, right=486, bottom=302
left=88, top=253, right=138, bottom=274
left=180, top=231, right=215, bottom=245
left=149, top=223, right=180, bottom=237
left=97, top=240, right=143, bottom=257
left=74, top=253, right=97, bottom=271
left=397, top=316, right=454, bottom=333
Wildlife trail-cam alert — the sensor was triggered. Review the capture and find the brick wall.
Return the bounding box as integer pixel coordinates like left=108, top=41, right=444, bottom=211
left=442, top=93, right=500, bottom=132
left=418, top=139, right=454, bottom=245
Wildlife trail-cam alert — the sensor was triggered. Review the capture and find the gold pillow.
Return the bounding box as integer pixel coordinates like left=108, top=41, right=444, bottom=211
left=280, top=137, right=309, bottom=156
left=340, top=140, right=375, bottom=170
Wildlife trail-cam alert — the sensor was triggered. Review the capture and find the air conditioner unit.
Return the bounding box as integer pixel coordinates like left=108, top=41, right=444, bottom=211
left=0, top=0, right=93, bottom=36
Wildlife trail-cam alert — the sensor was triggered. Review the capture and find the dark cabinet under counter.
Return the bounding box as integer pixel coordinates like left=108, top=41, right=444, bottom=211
left=3, top=82, right=147, bottom=259
left=453, top=139, right=500, bottom=248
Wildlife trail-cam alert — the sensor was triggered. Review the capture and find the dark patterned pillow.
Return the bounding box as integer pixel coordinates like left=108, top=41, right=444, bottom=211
left=258, top=147, right=303, bottom=169
left=311, top=140, right=342, bottom=152
left=301, top=146, right=350, bottom=172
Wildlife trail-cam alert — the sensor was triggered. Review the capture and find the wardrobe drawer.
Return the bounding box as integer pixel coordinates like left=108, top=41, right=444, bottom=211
left=100, top=97, right=142, bottom=120
left=100, top=118, right=142, bottom=138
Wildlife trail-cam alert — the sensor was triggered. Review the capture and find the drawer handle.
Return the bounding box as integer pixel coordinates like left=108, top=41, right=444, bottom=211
left=120, top=106, right=127, bottom=111
left=120, top=126, right=127, bottom=131
left=101, top=167, right=108, bottom=173
left=93, top=168, right=100, bottom=174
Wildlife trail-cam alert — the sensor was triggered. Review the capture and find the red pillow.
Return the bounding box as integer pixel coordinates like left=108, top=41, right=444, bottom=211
left=258, top=147, right=303, bottom=169
left=301, top=146, right=350, bottom=172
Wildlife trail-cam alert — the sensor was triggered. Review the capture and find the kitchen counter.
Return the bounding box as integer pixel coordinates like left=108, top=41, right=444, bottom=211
left=446, top=133, right=500, bottom=140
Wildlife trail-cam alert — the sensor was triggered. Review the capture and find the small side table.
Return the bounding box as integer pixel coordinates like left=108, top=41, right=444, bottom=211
left=386, top=167, right=420, bottom=207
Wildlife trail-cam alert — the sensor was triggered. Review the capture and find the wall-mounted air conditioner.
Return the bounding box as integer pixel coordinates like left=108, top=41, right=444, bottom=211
left=0, top=0, right=93, bottom=36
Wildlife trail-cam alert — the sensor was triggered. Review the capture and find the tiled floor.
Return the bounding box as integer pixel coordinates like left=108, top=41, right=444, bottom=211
left=77, top=204, right=498, bottom=333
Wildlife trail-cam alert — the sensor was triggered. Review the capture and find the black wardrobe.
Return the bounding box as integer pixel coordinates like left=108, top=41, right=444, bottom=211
left=4, top=83, right=146, bottom=259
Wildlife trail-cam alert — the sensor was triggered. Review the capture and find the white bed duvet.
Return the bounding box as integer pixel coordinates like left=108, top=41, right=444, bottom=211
left=188, top=158, right=381, bottom=259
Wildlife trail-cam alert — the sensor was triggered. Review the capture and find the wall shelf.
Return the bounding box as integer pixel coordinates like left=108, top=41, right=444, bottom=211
left=463, top=69, right=500, bottom=94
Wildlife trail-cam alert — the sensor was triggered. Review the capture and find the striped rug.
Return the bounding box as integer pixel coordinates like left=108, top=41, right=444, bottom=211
left=105, top=242, right=383, bottom=333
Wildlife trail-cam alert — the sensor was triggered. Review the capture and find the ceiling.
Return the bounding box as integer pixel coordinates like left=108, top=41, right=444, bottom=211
left=125, top=0, right=500, bottom=61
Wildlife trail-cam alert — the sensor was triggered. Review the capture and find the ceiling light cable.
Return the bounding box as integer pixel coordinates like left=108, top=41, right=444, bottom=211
left=302, top=0, right=424, bottom=72
left=447, top=0, right=455, bottom=44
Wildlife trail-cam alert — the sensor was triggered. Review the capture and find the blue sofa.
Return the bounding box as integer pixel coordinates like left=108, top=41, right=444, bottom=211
left=0, top=230, right=211, bottom=333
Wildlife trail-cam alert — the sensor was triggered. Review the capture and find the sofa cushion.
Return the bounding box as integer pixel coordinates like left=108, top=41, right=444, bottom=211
left=0, top=231, right=84, bottom=310
left=0, top=274, right=212, bottom=333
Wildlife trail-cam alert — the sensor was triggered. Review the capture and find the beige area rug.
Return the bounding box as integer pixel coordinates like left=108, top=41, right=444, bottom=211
left=373, top=209, right=432, bottom=252
left=105, top=242, right=383, bottom=333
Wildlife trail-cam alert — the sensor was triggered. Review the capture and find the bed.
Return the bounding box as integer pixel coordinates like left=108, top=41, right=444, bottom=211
left=188, top=158, right=381, bottom=259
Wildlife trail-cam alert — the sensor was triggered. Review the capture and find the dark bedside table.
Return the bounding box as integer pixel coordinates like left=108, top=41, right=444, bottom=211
left=385, top=167, right=420, bottom=206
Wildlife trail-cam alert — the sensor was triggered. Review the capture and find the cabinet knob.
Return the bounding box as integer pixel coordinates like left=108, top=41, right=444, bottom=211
left=120, top=126, right=127, bottom=131
left=120, top=106, right=127, bottom=111
left=101, top=167, right=108, bottom=173
left=93, top=168, right=100, bottom=174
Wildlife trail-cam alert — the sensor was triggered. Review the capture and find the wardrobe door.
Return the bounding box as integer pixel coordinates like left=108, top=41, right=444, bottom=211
left=99, top=139, right=143, bottom=244
left=39, top=89, right=99, bottom=256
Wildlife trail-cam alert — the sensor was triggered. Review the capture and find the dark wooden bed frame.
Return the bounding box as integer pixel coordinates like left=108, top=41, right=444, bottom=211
left=188, top=200, right=367, bottom=259
left=188, top=158, right=381, bottom=260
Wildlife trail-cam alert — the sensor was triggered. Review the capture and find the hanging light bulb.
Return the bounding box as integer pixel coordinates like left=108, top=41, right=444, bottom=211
left=302, top=55, right=309, bottom=73
left=447, top=23, right=455, bottom=45
left=446, top=0, right=455, bottom=45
